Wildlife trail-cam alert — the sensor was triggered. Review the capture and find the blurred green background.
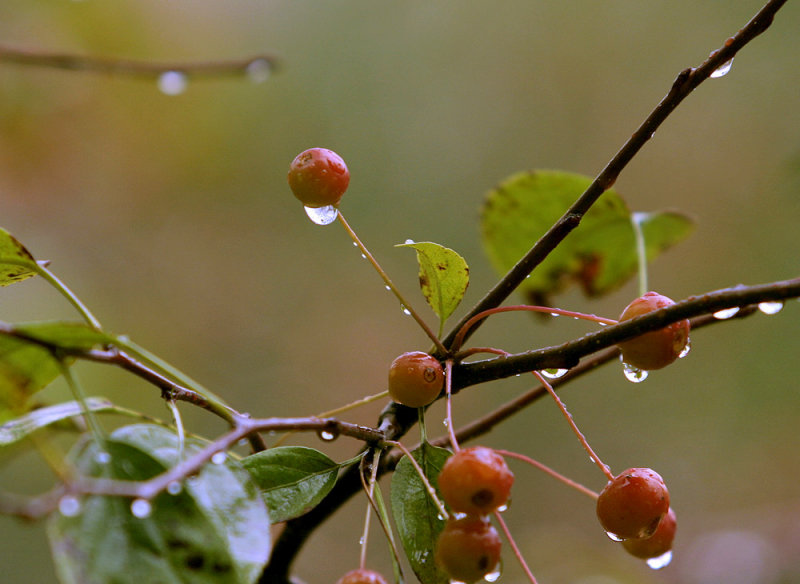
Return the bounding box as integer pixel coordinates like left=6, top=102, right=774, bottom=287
left=1, top=1, right=799, bottom=583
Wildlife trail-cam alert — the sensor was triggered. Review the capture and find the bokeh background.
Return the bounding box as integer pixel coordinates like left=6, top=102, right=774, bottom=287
left=1, top=1, right=799, bottom=583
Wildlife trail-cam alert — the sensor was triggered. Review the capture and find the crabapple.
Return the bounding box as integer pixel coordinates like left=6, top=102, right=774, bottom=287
left=435, top=516, right=502, bottom=583
left=287, top=147, right=350, bottom=208
left=617, top=291, right=690, bottom=370
left=387, top=351, right=444, bottom=408
left=622, top=507, right=677, bottom=559
left=437, top=446, right=514, bottom=516
left=596, top=467, right=669, bottom=540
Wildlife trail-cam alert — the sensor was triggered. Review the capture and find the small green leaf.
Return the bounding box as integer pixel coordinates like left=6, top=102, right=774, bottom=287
left=47, top=424, right=271, bottom=584
left=242, top=446, right=340, bottom=523
left=0, top=227, right=38, bottom=286
left=390, top=442, right=452, bottom=584
left=481, top=170, right=694, bottom=305
left=0, top=398, right=114, bottom=446
left=396, top=241, right=469, bottom=327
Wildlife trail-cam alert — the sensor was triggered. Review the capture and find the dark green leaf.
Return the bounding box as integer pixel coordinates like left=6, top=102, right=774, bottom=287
left=390, top=443, right=452, bottom=584
left=47, top=424, right=270, bottom=584
left=0, top=398, right=114, bottom=446
left=242, top=446, right=340, bottom=523
left=0, top=227, right=38, bottom=286
left=481, top=170, right=694, bottom=304
left=396, top=241, right=469, bottom=326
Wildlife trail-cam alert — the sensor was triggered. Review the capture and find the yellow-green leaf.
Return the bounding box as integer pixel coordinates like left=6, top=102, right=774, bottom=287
left=0, top=227, right=38, bottom=286
left=396, top=241, right=469, bottom=327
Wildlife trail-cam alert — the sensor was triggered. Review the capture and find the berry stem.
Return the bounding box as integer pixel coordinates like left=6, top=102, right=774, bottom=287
left=451, top=305, right=617, bottom=353
left=164, top=398, right=186, bottom=461
left=443, top=359, right=460, bottom=452
left=631, top=212, right=649, bottom=297
left=492, top=511, right=539, bottom=584
left=57, top=358, right=105, bottom=444
left=358, top=453, right=380, bottom=570
left=336, top=211, right=447, bottom=354
left=533, top=371, right=614, bottom=481
left=495, top=449, right=599, bottom=500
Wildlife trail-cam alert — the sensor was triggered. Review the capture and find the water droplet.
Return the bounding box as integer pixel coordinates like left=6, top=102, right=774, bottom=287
left=245, top=58, right=271, bottom=83
left=437, top=512, right=446, bottom=521
left=442, top=418, right=449, bottom=427
left=131, top=498, right=152, bottom=518
left=484, top=563, right=502, bottom=582
left=94, top=450, right=112, bottom=465
left=496, top=500, right=510, bottom=513
left=542, top=368, right=568, bottom=379
left=678, top=337, right=691, bottom=359
left=710, top=58, right=733, bottom=78
left=404, top=238, right=415, bottom=244
left=400, top=306, right=412, bottom=316
left=318, top=429, right=338, bottom=442
left=758, top=301, right=783, bottom=315
left=646, top=550, right=673, bottom=570
left=713, top=306, right=740, bottom=320
left=157, top=70, right=188, bottom=95
left=622, top=359, right=649, bottom=383
left=550, top=312, right=560, bottom=317
left=606, top=530, right=624, bottom=542
left=303, top=204, right=338, bottom=225
left=167, top=481, right=183, bottom=495
left=58, top=495, right=82, bottom=517
left=211, top=451, right=227, bottom=465
left=384, top=285, right=391, bottom=291
left=453, top=512, right=468, bottom=520
left=358, top=536, right=365, bottom=545
left=360, top=253, right=367, bottom=259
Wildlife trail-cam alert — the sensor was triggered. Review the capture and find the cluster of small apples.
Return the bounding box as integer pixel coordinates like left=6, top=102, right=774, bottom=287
left=290, top=149, right=687, bottom=580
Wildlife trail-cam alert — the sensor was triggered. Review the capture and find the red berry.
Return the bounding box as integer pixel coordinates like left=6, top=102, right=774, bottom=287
left=596, top=467, right=670, bottom=540
left=435, top=516, right=502, bottom=583
left=334, top=569, right=388, bottom=584
left=287, top=147, right=350, bottom=208
left=437, top=446, right=514, bottom=516
left=617, top=291, right=690, bottom=370
left=622, top=507, right=677, bottom=560
left=388, top=351, right=444, bottom=408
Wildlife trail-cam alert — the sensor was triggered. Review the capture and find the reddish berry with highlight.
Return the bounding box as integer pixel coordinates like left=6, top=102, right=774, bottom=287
left=287, top=147, right=350, bottom=208
left=435, top=516, right=502, bottom=584
left=437, top=446, right=514, bottom=516
left=388, top=351, right=444, bottom=408
left=596, top=467, right=670, bottom=540
left=622, top=507, right=677, bottom=560
left=617, top=291, right=690, bottom=370
left=334, top=568, right=389, bottom=584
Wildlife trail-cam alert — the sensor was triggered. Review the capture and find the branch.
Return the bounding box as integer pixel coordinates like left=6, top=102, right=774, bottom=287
left=0, top=44, right=279, bottom=81
left=438, top=0, right=789, bottom=352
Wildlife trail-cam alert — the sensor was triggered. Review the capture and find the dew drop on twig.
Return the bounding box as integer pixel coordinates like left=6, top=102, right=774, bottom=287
left=157, top=70, right=188, bottom=95
left=318, top=429, right=338, bottom=442
left=710, top=58, right=734, bottom=78
left=58, top=495, right=82, bottom=517
left=130, top=498, right=152, bottom=518
left=542, top=368, right=568, bottom=379
left=245, top=58, right=272, bottom=83
left=304, top=205, right=338, bottom=225
left=678, top=337, right=691, bottom=359
left=758, top=301, right=783, bottom=315
left=713, top=307, right=740, bottom=320
left=167, top=481, right=183, bottom=495
left=211, top=451, right=227, bottom=465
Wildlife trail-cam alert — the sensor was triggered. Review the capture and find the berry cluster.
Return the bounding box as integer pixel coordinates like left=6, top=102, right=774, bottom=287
left=434, top=446, right=513, bottom=582
left=596, top=468, right=676, bottom=562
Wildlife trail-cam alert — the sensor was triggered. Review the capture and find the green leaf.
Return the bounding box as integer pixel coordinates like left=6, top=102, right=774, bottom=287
left=47, top=424, right=271, bottom=584
left=0, top=398, right=114, bottom=446
left=481, top=170, right=694, bottom=305
left=396, top=241, right=469, bottom=327
left=0, top=227, right=38, bottom=286
left=390, top=442, right=452, bottom=584
left=242, top=446, right=340, bottom=523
